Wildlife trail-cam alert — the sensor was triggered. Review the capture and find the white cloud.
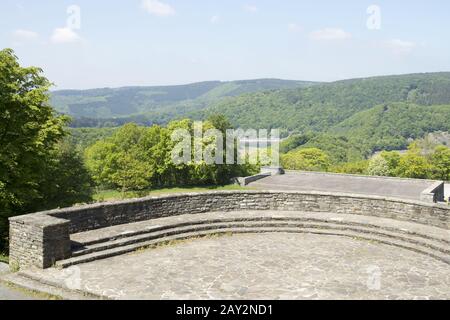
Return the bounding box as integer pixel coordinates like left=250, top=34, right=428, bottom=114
left=210, top=15, right=220, bottom=24
left=386, top=39, right=416, bottom=55
left=288, top=23, right=303, bottom=33
left=309, top=28, right=352, bottom=41
left=142, top=0, right=175, bottom=17
left=243, top=4, right=258, bottom=13
left=51, top=27, right=82, bottom=44
left=13, top=29, right=39, bottom=41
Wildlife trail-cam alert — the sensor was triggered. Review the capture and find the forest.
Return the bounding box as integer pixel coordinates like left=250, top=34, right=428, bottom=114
left=0, top=49, right=257, bottom=254
left=1, top=48, right=450, bottom=257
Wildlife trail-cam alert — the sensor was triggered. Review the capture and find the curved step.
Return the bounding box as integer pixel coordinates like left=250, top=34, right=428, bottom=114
left=0, top=272, right=99, bottom=300
left=71, top=219, right=449, bottom=258
left=73, top=216, right=450, bottom=248
left=58, top=225, right=450, bottom=268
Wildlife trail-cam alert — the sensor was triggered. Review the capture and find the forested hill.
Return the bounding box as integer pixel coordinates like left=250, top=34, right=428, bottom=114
left=51, top=79, right=317, bottom=119
left=62, top=72, right=450, bottom=159
left=199, top=73, right=450, bottom=161
left=63, top=72, right=450, bottom=132
left=203, top=72, right=450, bottom=131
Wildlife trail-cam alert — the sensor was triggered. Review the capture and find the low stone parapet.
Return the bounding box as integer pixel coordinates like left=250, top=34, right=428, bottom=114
left=420, top=181, right=445, bottom=203
left=9, top=191, right=450, bottom=269
left=236, top=173, right=271, bottom=186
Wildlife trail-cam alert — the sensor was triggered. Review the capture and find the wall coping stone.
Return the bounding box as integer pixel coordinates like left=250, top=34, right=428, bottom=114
left=283, top=170, right=442, bottom=185
left=9, top=190, right=449, bottom=269
left=237, top=173, right=271, bottom=186
left=10, top=190, right=450, bottom=221
left=420, top=181, right=445, bottom=202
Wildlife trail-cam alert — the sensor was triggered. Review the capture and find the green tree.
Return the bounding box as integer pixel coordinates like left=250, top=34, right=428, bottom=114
left=110, top=151, right=153, bottom=194
left=84, top=141, right=117, bottom=188
left=367, top=155, right=390, bottom=176
left=330, top=160, right=369, bottom=175
left=85, top=117, right=255, bottom=192
left=37, top=141, right=94, bottom=210
left=0, top=49, right=91, bottom=252
left=281, top=148, right=331, bottom=172
left=379, top=151, right=401, bottom=176
left=430, top=146, right=450, bottom=181
left=85, top=124, right=154, bottom=191
left=207, top=114, right=232, bottom=133
left=396, top=150, right=430, bottom=179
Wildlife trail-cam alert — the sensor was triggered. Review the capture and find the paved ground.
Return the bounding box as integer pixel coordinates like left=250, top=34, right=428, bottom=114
left=0, top=284, right=36, bottom=300
left=0, top=263, right=36, bottom=300
left=25, top=233, right=450, bottom=300
left=70, top=210, right=448, bottom=245
left=249, top=172, right=436, bottom=201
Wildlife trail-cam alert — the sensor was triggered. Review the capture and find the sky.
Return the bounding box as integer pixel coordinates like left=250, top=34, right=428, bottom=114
left=1, top=0, right=450, bottom=90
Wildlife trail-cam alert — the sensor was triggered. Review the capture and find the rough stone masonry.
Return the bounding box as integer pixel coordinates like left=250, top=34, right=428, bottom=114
left=9, top=190, right=450, bottom=270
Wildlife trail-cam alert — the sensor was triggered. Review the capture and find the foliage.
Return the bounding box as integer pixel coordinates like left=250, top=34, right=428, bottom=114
left=205, top=73, right=450, bottom=131
left=52, top=80, right=315, bottom=120
left=280, top=133, right=315, bottom=154
left=65, top=73, right=450, bottom=171
left=0, top=49, right=93, bottom=252
left=374, top=144, right=450, bottom=181
left=286, top=141, right=450, bottom=182
left=367, top=155, right=390, bottom=177
left=64, top=72, right=450, bottom=168
left=277, top=101, right=450, bottom=165
left=68, top=127, right=118, bottom=150
left=331, top=103, right=450, bottom=154
left=85, top=119, right=254, bottom=192
left=35, top=141, right=94, bottom=210
left=94, top=184, right=250, bottom=202
left=330, top=160, right=369, bottom=175
left=281, top=133, right=368, bottom=165
left=379, top=151, right=402, bottom=177
left=430, top=146, right=450, bottom=181
left=396, top=151, right=431, bottom=179
left=281, top=148, right=331, bottom=172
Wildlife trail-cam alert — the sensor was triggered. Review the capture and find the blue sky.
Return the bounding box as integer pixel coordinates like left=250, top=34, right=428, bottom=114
left=1, top=0, right=450, bottom=89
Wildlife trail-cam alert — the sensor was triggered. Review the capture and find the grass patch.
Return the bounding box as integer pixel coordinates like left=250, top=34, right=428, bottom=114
left=94, top=184, right=252, bottom=202
left=0, top=254, right=8, bottom=264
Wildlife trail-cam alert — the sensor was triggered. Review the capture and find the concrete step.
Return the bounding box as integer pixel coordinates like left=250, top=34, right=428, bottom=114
left=58, top=225, right=450, bottom=268
left=0, top=272, right=98, bottom=300
left=71, top=213, right=450, bottom=248
left=71, top=219, right=449, bottom=257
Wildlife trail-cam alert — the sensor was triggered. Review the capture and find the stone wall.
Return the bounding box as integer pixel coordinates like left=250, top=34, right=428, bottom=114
left=9, top=191, right=450, bottom=269
left=260, top=166, right=285, bottom=175
left=9, top=214, right=71, bottom=269
left=420, top=181, right=445, bottom=203
left=237, top=173, right=271, bottom=186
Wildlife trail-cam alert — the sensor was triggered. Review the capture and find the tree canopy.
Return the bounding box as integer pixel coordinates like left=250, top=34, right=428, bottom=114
left=0, top=49, right=93, bottom=252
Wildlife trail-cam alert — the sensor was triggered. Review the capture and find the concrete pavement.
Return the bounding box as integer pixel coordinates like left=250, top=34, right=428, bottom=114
left=249, top=172, right=441, bottom=201
left=0, top=262, right=37, bottom=300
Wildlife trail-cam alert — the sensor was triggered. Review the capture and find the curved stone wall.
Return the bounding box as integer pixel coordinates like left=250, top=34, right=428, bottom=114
left=9, top=191, right=450, bottom=269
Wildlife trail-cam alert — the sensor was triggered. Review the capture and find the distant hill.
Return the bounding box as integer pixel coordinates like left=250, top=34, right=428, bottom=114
left=201, top=72, right=450, bottom=161
left=63, top=72, right=450, bottom=161
left=203, top=72, right=450, bottom=131
left=51, top=79, right=317, bottom=119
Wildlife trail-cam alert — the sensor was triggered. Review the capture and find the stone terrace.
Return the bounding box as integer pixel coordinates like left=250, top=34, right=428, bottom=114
left=4, top=173, right=449, bottom=300
left=249, top=171, right=444, bottom=202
